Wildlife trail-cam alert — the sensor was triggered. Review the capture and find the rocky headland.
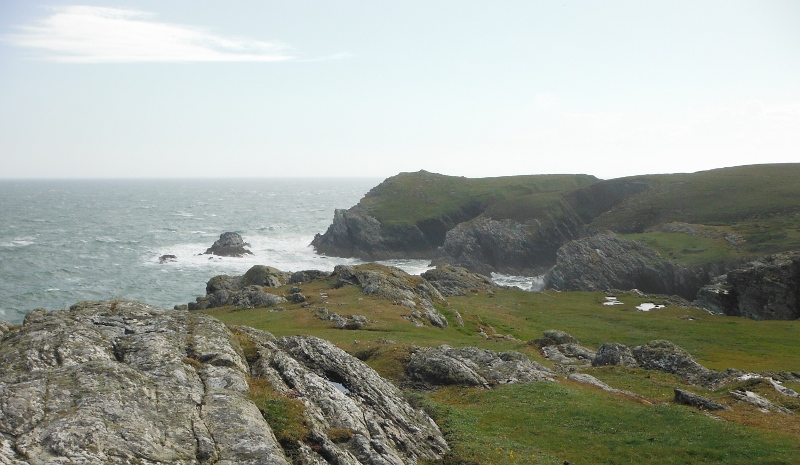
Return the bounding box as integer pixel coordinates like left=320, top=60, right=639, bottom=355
left=312, top=164, right=800, bottom=320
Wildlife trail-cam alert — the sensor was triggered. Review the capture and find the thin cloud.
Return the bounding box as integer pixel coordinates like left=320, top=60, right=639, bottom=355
left=6, top=5, right=295, bottom=63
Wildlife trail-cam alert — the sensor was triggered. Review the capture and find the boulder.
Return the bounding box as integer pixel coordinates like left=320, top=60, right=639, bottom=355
left=407, top=345, right=554, bottom=387
left=204, top=231, right=253, bottom=257
left=0, top=302, right=449, bottom=464
left=158, top=254, right=177, bottom=263
left=421, top=266, right=497, bottom=296
left=536, top=330, right=596, bottom=367
left=592, top=343, right=638, bottom=367
left=632, top=340, right=727, bottom=388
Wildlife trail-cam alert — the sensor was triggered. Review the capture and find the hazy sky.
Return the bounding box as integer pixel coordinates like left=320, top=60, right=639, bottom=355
left=1, top=1, right=798, bottom=180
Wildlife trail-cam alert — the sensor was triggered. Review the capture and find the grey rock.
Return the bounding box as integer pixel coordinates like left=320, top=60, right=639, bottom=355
left=289, top=270, right=331, bottom=284
left=159, top=254, right=177, bottom=263
left=242, top=329, right=449, bottom=463
left=204, top=231, right=253, bottom=257
left=407, top=345, right=554, bottom=387
left=334, top=264, right=449, bottom=328
left=568, top=373, right=643, bottom=400
left=189, top=265, right=290, bottom=310
left=0, top=301, right=287, bottom=465
left=420, top=266, right=497, bottom=296
left=730, top=390, right=794, bottom=414
left=434, top=215, right=586, bottom=276
left=695, top=252, right=800, bottom=320
left=592, top=343, right=638, bottom=367
left=0, top=303, right=449, bottom=465
left=537, top=331, right=595, bottom=366
left=544, top=234, right=707, bottom=300
left=632, top=340, right=727, bottom=388
left=674, top=389, right=730, bottom=411
left=542, top=329, right=577, bottom=345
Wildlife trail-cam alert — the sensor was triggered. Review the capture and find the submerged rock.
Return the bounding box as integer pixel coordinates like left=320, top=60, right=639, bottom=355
left=0, top=301, right=448, bottom=464
left=204, top=231, right=253, bottom=257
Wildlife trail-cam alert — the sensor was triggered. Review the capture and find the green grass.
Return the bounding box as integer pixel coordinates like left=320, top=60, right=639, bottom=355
left=203, top=274, right=800, bottom=464
left=358, top=170, right=598, bottom=225
left=424, top=382, right=800, bottom=465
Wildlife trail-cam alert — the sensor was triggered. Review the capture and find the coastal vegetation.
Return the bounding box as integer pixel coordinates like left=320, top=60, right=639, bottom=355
left=203, top=271, right=800, bottom=464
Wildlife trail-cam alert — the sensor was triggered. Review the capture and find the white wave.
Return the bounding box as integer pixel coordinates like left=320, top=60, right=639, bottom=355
left=0, top=239, right=35, bottom=247
left=492, top=272, right=537, bottom=290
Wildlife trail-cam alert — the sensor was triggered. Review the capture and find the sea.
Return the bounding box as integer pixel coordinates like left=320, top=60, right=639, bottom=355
left=0, top=178, right=533, bottom=324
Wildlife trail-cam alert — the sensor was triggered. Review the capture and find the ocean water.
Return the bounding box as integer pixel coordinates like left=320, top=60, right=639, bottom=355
left=1, top=178, right=532, bottom=324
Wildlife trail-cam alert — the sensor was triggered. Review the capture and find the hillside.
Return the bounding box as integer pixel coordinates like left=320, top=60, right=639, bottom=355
left=197, top=264, right=800, bottom=465
left=312, top=164, right=800, bottom=312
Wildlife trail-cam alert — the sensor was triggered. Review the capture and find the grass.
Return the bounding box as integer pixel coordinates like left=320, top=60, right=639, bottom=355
left=202, top=272, right=800, bottom=464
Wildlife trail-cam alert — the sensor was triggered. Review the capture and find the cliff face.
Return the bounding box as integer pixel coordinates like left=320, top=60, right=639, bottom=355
left=0, top=301, right=448, bottom=464
left=433, top=213, right=587, bottom=276
left=544, top=234, right=708, bottom=300
left=695, top=252, right=800, bottom=320
left=311, top=207, right=444, bottom=260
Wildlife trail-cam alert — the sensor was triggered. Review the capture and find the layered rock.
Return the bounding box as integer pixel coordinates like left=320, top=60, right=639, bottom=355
left=433, top=214, right=587, bottom=276
left=406, top=345, right=554, bottom=387
left=311, top=207, right=442, bottom=260
left=420, top=266, right=497, bottom=296
left=695, top=251, right=800, bottom=320
left=0, top=301, right=449, bottom=464
left=204, top=232, right=253, bottom=257
left=544, top=234, right=707, bottom=300
left=334, top=264, right=449, bottom=328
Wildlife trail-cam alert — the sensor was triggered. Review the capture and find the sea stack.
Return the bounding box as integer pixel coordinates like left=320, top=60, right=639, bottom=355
left=204, top=232, right=253, bottom=257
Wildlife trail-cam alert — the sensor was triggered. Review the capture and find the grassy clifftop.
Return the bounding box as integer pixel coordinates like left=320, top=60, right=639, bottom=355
left=358, top=170, right=598, bottom=225
left=348, top=164, right=800, bottom=267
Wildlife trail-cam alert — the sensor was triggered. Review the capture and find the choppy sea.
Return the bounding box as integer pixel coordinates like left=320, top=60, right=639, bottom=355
left=0, top=178, right=533, bottom=324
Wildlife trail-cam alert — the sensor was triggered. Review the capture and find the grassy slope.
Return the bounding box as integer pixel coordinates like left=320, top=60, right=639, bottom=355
left=358, top=170, right=598, bottom=225
left=203, top=275, right=800, bottom=464
left=348, top=164, right=800, bottom=268
left=592, top=164, right=800, bottom=264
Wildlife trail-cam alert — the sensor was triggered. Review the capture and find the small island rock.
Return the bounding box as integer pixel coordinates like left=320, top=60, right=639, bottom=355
left=204, top=232, right=253, bottom=257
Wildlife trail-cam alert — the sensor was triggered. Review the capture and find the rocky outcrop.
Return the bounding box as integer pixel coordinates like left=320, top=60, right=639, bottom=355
left=544, top=234, right=707, bottom=300
left=631, top=340, right=727, bottom=388
left=592, top=343, right=638, bottom=367
left=695, top=251, right=800, bottom=320
left=311, top=207, right=441, bottom=260
left=406, top=345, right=554, bottom=388
left=188, top=265, right=290, bottom=310
left=238, top=327, right=450, bottom=463
left=674, top=389, right=730, bottom=411
left=0, top=301, right=448, bottom=464
left=730, top=390, right=794, bottom=414
left=536, top=331, right=596, bottom=368
left=420, top=266, right=497, bottom=296
left=204, top=231, right=253, bottom=257
left=433, top=214, right=587, bottom=276
left=334, top=264, right=449, bottom=328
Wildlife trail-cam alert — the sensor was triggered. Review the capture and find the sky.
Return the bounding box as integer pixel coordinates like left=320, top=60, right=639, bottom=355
left=0, top=1, right=798, bottom=180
